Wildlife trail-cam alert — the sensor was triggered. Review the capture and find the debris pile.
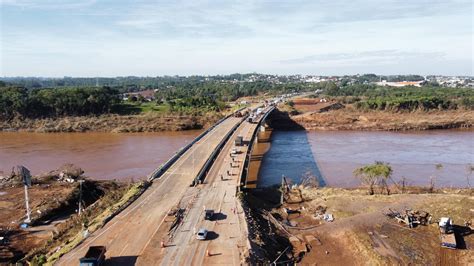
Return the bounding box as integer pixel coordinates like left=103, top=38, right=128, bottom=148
left=37, top=164, right=84, bottom=183
left=384, top=208, right=431, bottom=228
left=311, top=205, right=334, bottom=222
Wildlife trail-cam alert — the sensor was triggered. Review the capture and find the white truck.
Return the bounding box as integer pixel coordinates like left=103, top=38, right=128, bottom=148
left=439, top=217, right=457, bottom=249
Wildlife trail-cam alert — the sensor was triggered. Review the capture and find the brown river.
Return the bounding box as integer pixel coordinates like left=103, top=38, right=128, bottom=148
left=1, top=130, right=473, bottom=187
left=0, top=131, right=200, bottom=180
left=258, top=130, right=474, bottom=188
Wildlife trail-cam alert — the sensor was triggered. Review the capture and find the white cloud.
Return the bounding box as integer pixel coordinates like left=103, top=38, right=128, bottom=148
left=1, top=0, right=96, bottom=9
left=1, top=0, right=472, bottom=76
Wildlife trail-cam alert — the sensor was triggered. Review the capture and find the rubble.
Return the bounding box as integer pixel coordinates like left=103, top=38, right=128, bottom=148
left=384, top=208, right=431, bottom=228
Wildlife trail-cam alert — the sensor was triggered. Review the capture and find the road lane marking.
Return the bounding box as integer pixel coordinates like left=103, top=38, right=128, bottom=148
left=59, top=118, right=240, bottom=265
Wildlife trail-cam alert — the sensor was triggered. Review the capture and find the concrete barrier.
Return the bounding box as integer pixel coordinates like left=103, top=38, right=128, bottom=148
left=148, top=107, right=246, bottom=181
left=192, top=114, right=248, bottom=185
left=238, top=106, right=275, bottom=190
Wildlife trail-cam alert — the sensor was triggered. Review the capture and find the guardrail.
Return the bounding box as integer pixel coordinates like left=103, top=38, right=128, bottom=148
left=239, top=106, right=275, bottom=190
left=191, top=114, right=248, bottom=186
left=148, top=107, right=246, bottom=181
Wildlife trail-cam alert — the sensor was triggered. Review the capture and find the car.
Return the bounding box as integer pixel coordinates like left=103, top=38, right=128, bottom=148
left=231, top=148, right=238, bottom=155
left=204, top=209, right=214, bottom=220
left=196, top=228, right=208, bottom=240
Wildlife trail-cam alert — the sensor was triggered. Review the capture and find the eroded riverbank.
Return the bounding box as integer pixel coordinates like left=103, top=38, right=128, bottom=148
left=0, top=113, right=222, bottom=133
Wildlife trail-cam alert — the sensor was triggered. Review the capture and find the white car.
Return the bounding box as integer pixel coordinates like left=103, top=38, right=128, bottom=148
left=196, top=228, right=208, bottom=240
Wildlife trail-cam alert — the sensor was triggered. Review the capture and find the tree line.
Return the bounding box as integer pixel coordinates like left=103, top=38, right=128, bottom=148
left=0, top=86, right=119, bottom=120
left=324, top=84, right=474, bottom=111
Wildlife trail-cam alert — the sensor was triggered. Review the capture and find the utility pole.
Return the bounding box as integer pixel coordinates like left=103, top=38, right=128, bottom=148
left=24, top=185, right=31, bottom=223
left=78, top=180, right=85, bottom=215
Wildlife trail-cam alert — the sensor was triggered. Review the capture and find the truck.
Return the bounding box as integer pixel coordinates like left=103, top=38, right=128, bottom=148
left=234, top=136, right=243, bottom=146
left=439, top=217, right=457, bottom=249
left=79, top=246, right=107, bottom=266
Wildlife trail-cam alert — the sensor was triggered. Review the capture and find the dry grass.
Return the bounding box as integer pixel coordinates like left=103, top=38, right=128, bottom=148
left=291, top=106, right=474, bottom=131
left=44, top=182, right=145, bottom=265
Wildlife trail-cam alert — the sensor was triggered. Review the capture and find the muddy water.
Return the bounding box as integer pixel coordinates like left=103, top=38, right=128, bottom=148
left=259, top=130, right=473, bottom=188
left=0, top=131, right=200, bottom=180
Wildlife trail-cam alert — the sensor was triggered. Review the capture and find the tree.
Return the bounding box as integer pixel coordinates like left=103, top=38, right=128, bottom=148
left=353, top=161, right=393, bottom=195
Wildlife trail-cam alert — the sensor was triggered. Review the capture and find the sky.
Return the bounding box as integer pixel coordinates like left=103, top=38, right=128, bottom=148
left=0, top=0, right=473, bottom=77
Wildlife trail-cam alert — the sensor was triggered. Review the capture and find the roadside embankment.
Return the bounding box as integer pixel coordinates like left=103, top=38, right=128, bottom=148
left=274, top=102, right=473, bottom=131
left=0, top=165, right=145, bottom=264
left=243, top=185, right=473, bottom=265
left=0, top=112, right=223, bottom=133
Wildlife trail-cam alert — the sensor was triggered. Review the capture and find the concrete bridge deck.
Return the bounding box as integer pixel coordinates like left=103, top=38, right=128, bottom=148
left=58, top=106, right=274, bottom=265
left=57, top=116, right=243, bottom=265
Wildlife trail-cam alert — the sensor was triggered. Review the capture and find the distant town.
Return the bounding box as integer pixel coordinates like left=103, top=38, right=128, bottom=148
left=1, top=74, right=473, bottom=90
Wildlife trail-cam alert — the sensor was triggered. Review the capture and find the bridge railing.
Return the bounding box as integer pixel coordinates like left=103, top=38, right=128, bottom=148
left=191, top=114, right=248, bottom=185
left=148, top=107, right=246, bottom=181
left=238, top=106, right=275, bottom=190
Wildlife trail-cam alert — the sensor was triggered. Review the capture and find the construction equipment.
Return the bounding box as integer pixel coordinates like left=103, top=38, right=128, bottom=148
left=439, top=217, right=457, bottom=249
left=234, top=136, right=243, bottom=146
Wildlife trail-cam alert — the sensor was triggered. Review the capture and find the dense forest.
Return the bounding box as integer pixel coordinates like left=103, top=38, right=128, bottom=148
left=1, top=75, right=473, bottom=120
left=325, top=84, right=474, bottom=111
left=0, top=86, right=119, bottom=120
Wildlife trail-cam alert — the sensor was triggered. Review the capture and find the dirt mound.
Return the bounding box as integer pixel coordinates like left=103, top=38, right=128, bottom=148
left=36, top=164, right=84, bottom=183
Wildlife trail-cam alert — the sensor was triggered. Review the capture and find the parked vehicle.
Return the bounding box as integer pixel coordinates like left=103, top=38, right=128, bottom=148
left=79, top=246, right=106, bottom=266
left=204, top=209, right=214, bottom=220
left=234, top=136, right=243, bottom=146
left=439, top=217, right=457, bottom=249
left=196, top=228, right=208, bottom=240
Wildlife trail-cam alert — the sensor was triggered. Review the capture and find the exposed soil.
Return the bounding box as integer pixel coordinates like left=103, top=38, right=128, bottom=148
left=0, top=178, right=130, bottom=264
left=0, top=112, right=223, bottom=133
left=279, top=98, right=474, bottom=131
left=247, top=186, right=474, bottom=265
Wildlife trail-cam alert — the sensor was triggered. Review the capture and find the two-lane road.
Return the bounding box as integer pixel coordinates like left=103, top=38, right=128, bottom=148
left=139, top=107, right=272, bottom=265
left=57, top=116, right=243, bottom=265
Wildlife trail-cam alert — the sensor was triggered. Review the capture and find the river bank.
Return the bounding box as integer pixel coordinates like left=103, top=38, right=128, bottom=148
left=0, top=112, right=222, bottom=133
left=277, top=98, right=474, bottom=131
left=0, top=167, right=145, bottom=264
left=294, top=108, right=473, bottom=131
left=244, top=186, right=473, bottom=265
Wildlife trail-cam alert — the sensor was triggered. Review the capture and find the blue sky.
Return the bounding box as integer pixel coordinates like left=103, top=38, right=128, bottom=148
left=0, top=0, right=473, bottom=76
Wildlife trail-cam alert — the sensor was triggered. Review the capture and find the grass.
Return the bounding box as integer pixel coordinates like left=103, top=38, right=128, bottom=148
left=137, top=102, right=170, bottom=113
left=112, top=102, right=170, bottom=115
left=45, top=182, right=146, bottom=265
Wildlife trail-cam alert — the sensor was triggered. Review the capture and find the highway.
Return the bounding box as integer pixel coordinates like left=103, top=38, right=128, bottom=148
left=57, top=116, right=243, bottom=265
left=137, top=107, right=271, bottom=265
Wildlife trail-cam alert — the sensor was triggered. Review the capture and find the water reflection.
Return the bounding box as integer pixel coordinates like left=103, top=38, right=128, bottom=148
left=258, top=131, right=326, bottom=187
